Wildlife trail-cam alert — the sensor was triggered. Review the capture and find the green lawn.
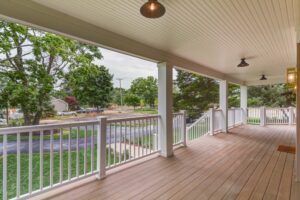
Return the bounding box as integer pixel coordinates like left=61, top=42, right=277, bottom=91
left=0, top=147, right=128, bottom=200
left=133, top=108, right=158, bottom=115
left=247, top=117, right=260, bottom=124
left=0, top=123, right=182, bottom=199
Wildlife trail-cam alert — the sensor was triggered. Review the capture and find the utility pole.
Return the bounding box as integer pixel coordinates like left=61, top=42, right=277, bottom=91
left=116, top=78, right=123, bottom=111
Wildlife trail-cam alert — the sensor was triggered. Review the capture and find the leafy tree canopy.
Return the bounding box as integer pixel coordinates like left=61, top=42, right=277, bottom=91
left=0, top=21, right=102, bottom=125
left=228, top=83, right=240, bottom=108
left=124, top=93, right=141, bottom=109
left=66, top=64, right=113, bottom=109
left=130, top=76, right=157, bottom=107
left=173, top=70, right=219, bottom=119
left=111, top=87, right=127, bottom=106
left=174, top=70, right=243, bottom=119
left=248, top=84, right=295, bottom=107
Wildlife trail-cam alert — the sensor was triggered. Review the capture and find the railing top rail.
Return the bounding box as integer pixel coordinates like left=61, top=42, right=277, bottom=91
left=0, top=120, right=99, bottom=134
left=0, top=114, right=161, bottom=134
left=173, top=112, right=184, bottom=116
left=248, top=107, right=295, bottom=109
left=214, top=109, right=222, bottom=112
left=265, top=107, right=290, bottom=110
left=228, top=107, right=242, bottom=110
left=107, top=114, right=160, bottom=123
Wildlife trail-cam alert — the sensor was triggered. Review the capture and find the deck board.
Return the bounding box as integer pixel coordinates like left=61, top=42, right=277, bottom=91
left=35, top=125, right=299, bottom=200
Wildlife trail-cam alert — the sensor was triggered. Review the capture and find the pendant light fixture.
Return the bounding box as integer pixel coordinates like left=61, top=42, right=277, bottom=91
left=140, top=0, right=166, bottom=18
left=237, top=58, right=249, bottom=67
left=260, top=74, right=267, bottom=80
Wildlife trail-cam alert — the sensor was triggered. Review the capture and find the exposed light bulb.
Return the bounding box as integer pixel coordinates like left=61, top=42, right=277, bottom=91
left=288, top=74, right=295, bottom=82
left=150, top=3, right=155, bottom=11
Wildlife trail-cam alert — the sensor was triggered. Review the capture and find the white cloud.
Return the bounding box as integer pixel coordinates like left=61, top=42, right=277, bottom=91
left=96, top=48, right=157, bottom=89
left=95, top=48, right=178, bottom=89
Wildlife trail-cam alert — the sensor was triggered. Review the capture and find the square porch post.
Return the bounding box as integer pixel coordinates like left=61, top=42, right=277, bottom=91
left=219, top=80, right=228, bottom=133
left=296, top=38, right=300, bottom=182
left=240, top=85, right=248, bottom=124
left=158, top=62, right=173, bottom=157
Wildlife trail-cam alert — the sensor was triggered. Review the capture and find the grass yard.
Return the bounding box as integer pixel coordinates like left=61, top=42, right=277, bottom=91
left=0, top=147, right=128, bottom=200
left=247, top=117, right=260, bottom=124
left=0, top=120, right=183, bottom=199
left=133, top=108, right=158, bottom=115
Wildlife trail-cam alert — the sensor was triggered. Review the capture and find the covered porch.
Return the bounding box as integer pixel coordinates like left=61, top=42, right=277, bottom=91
left=0, top=0, right=300, bottom=200
left=33, top=125, right=299, bottom=200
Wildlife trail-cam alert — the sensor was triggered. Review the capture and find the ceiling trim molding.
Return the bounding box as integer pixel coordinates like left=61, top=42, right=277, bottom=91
left=0, top=0, right=244, bottom=85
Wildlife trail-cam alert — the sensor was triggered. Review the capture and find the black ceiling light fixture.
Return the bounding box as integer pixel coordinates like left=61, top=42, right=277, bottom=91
left=140, top=0, right=166, bottom=19
left=260, top=74, right=267, bottom=80
left=237, top=58, right=249, bottom=67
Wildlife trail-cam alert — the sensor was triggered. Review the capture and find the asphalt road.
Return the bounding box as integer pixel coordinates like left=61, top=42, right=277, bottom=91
left=0, top=125, right=156, bottom=155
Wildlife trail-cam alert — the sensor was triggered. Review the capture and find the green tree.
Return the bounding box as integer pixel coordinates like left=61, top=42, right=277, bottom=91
left=130, top=76, right=157, bottom=107
left=248, top=84, right=295, bottom=107
left=111, top=87, right=127, bottom=106
left=124, top=93, right=141, bottom=109
left=66, top=65, right=113, bottom=109
left=0, top=21, right=101, bottom=125
left=173, top=70, right=219, bottom=119
left=228, top=83, right=240, bottom=108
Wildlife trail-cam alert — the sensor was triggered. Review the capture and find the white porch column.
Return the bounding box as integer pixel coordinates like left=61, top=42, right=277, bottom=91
left=296, top=33, right=300, bottom=181
left=158, top=62, right=173, bottom=157
left=219, top=80, right=228, bottom=133
left=240, top=85, right=248, bottom=124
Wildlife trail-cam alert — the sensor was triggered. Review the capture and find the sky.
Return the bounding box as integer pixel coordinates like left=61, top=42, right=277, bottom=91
left=96, top=48, right=157, bottom=89
left=96, top=48, right=177, bottom=89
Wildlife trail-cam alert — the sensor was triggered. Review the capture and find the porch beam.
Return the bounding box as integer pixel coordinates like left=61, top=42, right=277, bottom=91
left=240, top=85, right=248, bottom=124
left=219, top=80, right=228, bottom=133
left=158, top=62, right=173, bottom=157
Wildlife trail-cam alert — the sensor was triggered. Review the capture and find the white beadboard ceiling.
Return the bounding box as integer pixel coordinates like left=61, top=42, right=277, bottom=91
left=33, top=0, right=299, bottom=85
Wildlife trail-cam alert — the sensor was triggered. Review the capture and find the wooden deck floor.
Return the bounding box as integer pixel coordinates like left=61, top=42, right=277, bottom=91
left=45, top=125, right=300, bottom=200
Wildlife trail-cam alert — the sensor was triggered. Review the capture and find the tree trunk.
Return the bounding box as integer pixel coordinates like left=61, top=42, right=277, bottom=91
left=33, top=111, right=42, bottom=125
left=23, top=112, right=32, bottom=126
left=5, top=106, right=9, bottom=124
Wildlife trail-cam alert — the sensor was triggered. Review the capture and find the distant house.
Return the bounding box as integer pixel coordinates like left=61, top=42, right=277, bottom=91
left=50, top=97, right=69, bottom=112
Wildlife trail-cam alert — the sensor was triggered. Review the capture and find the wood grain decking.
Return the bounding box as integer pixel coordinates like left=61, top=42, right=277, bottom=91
left=41, top=125, right=300, bottom=200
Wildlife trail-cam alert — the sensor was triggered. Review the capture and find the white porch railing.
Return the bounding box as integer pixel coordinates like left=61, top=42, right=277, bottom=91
left=187, top=108, right=243, bottom=141
left=247, top=107, right=296, bottom=125
left=1, top=106, right=295, bottom=199
left=266, top=108, right=289, bottom=124
left=213, top=109, right=223, bottom=133
left=0, top=115, right=161, bottom=200
left=228, top=108, right=243, bottom=128
left=247, top=107, right=261, bottom=124
left=187, top=112, right=210, bottom=140
left=172, top=112, right=186, bottom=146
